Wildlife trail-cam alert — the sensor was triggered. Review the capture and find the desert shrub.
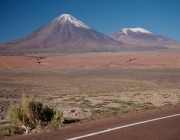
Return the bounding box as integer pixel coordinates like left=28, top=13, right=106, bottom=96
left=51, top=108, right=64, bottom=128
left=8, top=93, right=63, bottom=134
left=21, top=94, right=42, bottom=126
left=8, top=104, right=30, bottom=134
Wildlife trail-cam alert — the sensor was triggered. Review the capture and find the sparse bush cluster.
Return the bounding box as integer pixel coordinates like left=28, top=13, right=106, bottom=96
left=8, top=93, right=63, bottom=134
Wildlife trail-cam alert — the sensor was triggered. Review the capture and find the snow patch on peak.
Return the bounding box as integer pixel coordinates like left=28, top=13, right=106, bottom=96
left=54, top=14, right=91, bottom=29
left=121, top=27, right=153, bottom=35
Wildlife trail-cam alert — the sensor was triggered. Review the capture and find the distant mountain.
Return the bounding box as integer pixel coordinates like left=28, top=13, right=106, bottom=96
left=107, top=27, right=180, bottom=48
left=1, top=14, right=125, bottom=52
left=1, top=16, right=178, bottom=53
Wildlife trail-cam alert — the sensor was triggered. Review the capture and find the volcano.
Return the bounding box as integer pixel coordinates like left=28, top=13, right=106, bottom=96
left=1, top=14, right=125, bottom=52
left=107, top=27, right=180, bottom=48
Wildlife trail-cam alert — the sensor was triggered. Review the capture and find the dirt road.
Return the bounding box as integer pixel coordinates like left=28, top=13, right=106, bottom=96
left=4, top=105, right=180, bottom=140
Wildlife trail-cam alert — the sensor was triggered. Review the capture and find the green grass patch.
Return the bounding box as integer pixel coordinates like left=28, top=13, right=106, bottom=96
left=0, top=125, right=24, bottom=138
left=163, top=101, right=173, bottom=106
left=0, top=125, right=9, bottom=136
left=178, top=96, right=180, bottom=103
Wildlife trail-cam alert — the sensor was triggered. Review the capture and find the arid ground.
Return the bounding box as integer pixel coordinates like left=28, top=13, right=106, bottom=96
left=1, top=50, right=180, bottom=117
left=0, top=50, right=180, bottom=137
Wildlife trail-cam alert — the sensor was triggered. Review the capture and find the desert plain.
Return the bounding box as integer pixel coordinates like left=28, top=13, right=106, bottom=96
left=0, top=50, right=180, bottom=123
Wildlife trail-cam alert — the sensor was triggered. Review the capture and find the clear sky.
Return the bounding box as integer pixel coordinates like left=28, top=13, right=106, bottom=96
left=0, top=0, right=180, bottom=44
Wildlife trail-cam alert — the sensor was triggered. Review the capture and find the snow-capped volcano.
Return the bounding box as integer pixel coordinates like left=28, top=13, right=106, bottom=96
left=2, top=14, right=124, bottom=51
left=54, top=14, right=90, bottom=29
left=121, top=27, right=152, bottom=35
left=107, top=27, right=180, bottom=47
left=2, top=15, right=179, bottom=52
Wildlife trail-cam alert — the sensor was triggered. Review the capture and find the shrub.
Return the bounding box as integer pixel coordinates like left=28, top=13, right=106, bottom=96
left=8, top=104, right=30, bottom=134
left=51, top=108, right=64, bottom=128
left=8, top=93, right=63, bottom=134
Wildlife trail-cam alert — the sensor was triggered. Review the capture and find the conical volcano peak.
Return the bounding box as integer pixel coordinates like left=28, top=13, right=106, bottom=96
left=55, top=14, right=72, bottom=21
left=2, top=13, right=123, bottom=50
left=54, top=14, right=91, bottom=29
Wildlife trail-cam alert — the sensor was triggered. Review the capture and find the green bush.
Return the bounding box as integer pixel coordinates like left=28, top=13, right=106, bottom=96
left=8, top=93, right=63, bottom=134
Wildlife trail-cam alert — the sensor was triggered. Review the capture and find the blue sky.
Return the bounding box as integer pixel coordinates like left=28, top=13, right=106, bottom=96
left=0, top=0, right=180, bottom=44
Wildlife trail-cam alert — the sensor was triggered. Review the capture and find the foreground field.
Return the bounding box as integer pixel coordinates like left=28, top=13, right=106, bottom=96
left=0, top=51, right=180, bottom=122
